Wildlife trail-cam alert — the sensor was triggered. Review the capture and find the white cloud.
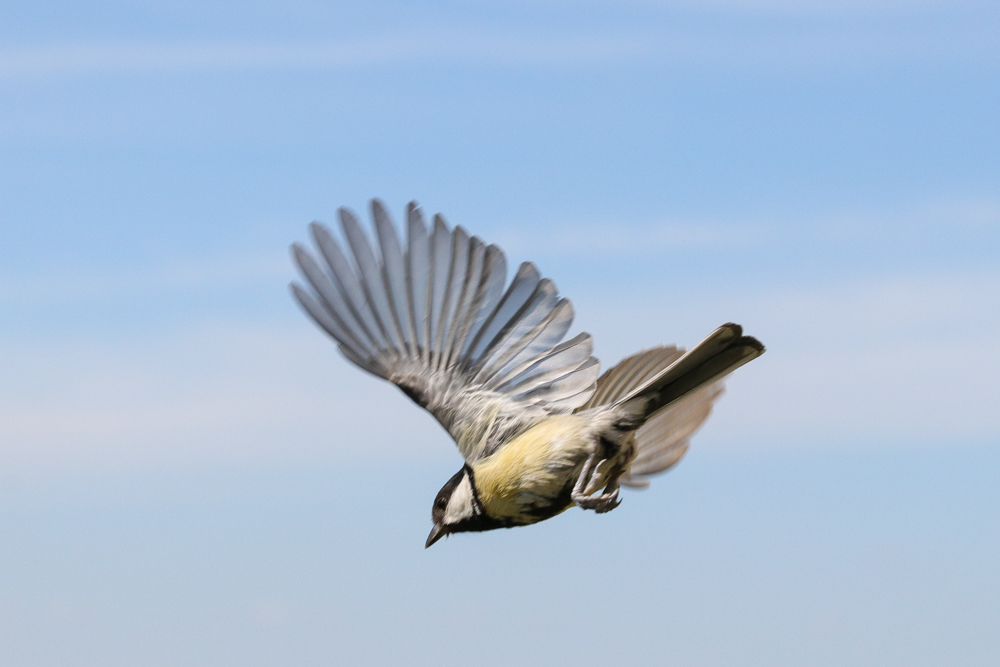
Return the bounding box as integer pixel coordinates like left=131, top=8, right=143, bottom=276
left=0, top=19, right=994, bottom=81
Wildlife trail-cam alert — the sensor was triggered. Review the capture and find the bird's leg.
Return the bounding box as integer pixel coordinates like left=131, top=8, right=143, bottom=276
left=572, top=451, right=598, bottom=498
left=571, top=452, right=622, bottom=514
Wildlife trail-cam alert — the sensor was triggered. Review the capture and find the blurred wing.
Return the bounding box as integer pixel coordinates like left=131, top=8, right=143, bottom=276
left=622, top=383, right=722, bottom=488
left=291, top=199, right=600, bottom=462
left=578, top=346, right=723, bottom=488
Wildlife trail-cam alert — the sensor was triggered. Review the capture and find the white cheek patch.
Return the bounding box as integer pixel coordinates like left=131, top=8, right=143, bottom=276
left=444, top=476, right=476, bottom=524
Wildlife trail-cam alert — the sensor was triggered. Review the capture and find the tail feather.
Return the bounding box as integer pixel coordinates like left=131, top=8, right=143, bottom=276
left=578, top=346, right=683, bottom=412
left=614, top=323, right=764, bottom=426
left=619, top=382, right=722, bottom=487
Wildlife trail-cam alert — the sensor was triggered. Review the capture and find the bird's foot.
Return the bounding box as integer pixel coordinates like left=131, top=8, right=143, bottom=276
left=571, top=452, right=622, bottom=514
left=573, top=487, right=621, bottom=513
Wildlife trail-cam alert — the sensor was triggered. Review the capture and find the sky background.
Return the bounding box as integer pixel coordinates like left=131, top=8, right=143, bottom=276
left=1, top=1, right=998, bottom=665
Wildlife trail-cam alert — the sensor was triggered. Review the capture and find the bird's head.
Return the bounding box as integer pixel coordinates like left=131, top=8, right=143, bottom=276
left=425, top=465, right=505, bottom=548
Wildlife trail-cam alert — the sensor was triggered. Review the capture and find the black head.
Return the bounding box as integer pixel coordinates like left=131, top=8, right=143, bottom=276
left=425, top=465, right=509, bottom=548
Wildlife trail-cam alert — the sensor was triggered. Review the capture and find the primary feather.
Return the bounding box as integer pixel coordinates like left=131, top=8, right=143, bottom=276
left=291, top=199, right=600, bottom=462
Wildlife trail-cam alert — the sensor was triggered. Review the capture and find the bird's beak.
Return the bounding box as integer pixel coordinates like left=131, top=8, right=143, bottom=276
left=425, top=523, right=446, bottom=548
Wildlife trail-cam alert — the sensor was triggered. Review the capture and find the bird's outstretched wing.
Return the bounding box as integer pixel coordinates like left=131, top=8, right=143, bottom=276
left=578, top=346, right=723, bottom=488
left=291, top=199, right=600, bottom=462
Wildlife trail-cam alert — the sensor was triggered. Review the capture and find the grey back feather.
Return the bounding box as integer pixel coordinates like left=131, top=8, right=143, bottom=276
left=578, top=346, right=723, bottom=488
left=291, top=199, right=600, bottom=462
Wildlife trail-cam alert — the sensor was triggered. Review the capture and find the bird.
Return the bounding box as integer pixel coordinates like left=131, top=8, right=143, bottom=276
left=290, top=199, right=764, bottom=548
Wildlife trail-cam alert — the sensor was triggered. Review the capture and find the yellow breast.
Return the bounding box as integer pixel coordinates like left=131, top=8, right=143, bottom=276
left=471, top=415, right=595, bottom=522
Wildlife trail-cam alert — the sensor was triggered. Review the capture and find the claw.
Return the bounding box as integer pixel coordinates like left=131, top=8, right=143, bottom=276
left=571, top=452, right=623, bottom=513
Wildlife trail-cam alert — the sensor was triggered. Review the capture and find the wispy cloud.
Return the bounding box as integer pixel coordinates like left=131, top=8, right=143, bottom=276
left=0, top=252, right=287, bottom=306
left=0, top=320, right=444, bottom=475
left=536, top=0, right=984, bottom=13
left=2, top=197, right=995, bottom=307
left=495, top=219, right=764, bottom=257
left=0, top=36, right=660, bottom=79
left=494, top=197, right=1000, bottom=258
left=0, top=22, right=995, bottom=80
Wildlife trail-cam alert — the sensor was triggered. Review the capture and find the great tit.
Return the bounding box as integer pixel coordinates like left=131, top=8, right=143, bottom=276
left=291, top=199, right=764, bottom=548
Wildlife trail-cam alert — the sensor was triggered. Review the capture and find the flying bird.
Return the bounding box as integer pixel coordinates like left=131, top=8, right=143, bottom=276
left=290, top=199, right=764, bottom=547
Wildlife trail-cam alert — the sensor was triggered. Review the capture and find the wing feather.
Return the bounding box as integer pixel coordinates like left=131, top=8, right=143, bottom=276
left=290, top=282, right=371, bottom=364
left=291, top=199, right=599, bottom=462
left=405, top=204, right=431, bottom=361
left=458, top=245, right=507, bottom=361
left=441, top=236, right=486, bottom=372
left=310, top=222, right=387, bottom=351
left=473, top=279, right=559, bottom=385
left=483, top=298, right=574, bottom=389
left=622, top=383, right=722, bottom=486
left=513, top=357, right=601, bottom=403
left=336, top=341, right=383, bottom=376
left=290, top=246, right=375, bottom=358
left=466, top=262, right=541, bottom=365
left=544, top=385, right=604, bottom=412
left=340, top=208, right=405, bottom=352
left=434, top=221, right=470, bottom=371
left=584, top=347, right=683, bottom=410
left=372, top=200, right=415, bottom=357
left=499, top=332, right=594, bottom=395
left=428, top=216, right=452, bottom=368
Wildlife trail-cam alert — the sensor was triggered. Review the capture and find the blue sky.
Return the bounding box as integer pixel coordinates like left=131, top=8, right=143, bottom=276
left=1, top=2, right=998, bottom=665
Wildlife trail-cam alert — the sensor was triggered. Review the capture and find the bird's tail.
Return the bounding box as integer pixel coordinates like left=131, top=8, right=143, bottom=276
left=613, top=323, right=764, bottom=427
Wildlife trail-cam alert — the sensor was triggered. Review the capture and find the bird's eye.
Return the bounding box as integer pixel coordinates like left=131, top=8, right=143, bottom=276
left=435, top=498, right=447, bottom=509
